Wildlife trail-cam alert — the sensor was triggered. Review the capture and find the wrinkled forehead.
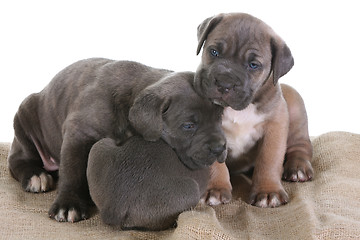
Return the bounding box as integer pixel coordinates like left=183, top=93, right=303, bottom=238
left=165, top=89, right=219, bottom=120
left=205, top=15, right=272, bottom=55
left=164, top=76, right=201, bottom=99
left=172, top=90, right=212, bottom=111
left=167, top=99, right=221, bottom=127
left=160, top=73, right=222, bottom=115
left=221, top=13, right=269, bottom=34
left=207, top=14, right=272, bottom=50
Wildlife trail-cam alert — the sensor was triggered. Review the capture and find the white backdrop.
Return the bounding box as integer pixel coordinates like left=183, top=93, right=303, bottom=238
left=1, top=0, right=359, bottom=142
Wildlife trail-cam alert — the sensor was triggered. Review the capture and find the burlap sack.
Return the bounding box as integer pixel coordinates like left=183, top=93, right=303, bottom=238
left=1, top=131, right=359, bottom=239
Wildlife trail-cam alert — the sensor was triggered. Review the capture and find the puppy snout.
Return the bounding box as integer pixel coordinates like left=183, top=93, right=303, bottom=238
left=209, top=141, right=226, bottom=158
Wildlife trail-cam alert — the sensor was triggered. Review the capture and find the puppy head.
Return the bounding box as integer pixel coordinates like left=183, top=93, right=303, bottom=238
left=128, top=88, right=170, bottom=142
left=129, top=72, right=227, bottom=170
left=195, top=13, right=294, bottom=110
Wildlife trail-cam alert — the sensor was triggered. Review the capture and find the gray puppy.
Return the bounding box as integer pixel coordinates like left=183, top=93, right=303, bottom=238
left=7, top=58, right=227, bottom=222
left=87, top=136, right=209, bottom=231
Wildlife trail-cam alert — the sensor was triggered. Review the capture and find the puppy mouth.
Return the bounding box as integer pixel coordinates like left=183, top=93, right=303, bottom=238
left=211, top=82, right=252, bottom=110
left=212, top=98, right=229, bottom=107
left=180, top=157, right=210, bottom=170
left=178, top=154, right=218, bottom=170
left=212, top=95, right=251, bottom=111
left=191, top=158, right=213, bottom=169
left=185, top=152, right=227, bottom=170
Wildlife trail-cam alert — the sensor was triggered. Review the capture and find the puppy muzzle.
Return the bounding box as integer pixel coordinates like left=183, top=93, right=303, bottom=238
left=198, top=66, right=253, bottom=110
left=209, top=141, right=227, bottom=163
left=178, top=143, right=227, bottom=170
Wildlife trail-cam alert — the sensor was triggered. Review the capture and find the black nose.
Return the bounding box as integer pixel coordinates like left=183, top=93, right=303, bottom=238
left=215, top=79, right=233, bottom=94
left=209, top=141, right=226, bottom=157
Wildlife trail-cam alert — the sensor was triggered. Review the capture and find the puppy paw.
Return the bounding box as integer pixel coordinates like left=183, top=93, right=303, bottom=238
left=249, top=188, right=289, bottom=208
left=283, top=158, right=314, bottom=182
left=25, top=172, right=54, bottom=193
left=201, top=188, right=232, bottom=206
left=49, top=196, right=90, bottom=222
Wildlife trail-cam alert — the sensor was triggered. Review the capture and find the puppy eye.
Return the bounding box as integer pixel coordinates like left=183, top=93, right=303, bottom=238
left=182, top=122, right=197, bottom=131
left=210, top=49, right=219, bottom=57
left=249, top=62, right=260, bottom=69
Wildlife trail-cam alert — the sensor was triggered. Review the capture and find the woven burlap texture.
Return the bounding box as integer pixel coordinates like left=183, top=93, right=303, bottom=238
left=1, top=131, right=359, bottom=240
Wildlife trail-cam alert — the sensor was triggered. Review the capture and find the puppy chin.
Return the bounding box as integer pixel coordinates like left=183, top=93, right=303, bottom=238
left=221, top=95, right=252, bottom=111
left=178, top=154, right=213, bottom=170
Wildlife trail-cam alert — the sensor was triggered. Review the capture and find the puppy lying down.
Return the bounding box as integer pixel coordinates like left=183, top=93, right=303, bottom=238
left=87, top=136, right=209, bottom=231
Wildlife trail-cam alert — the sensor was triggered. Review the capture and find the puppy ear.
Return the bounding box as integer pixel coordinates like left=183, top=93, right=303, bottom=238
left=270, top=37, right=294, bottom=85
left=196, top=15, right=223, bottom=55
left=129, top=90, right=170, bottom=142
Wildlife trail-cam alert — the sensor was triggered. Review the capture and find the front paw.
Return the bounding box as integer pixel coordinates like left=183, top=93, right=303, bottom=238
left=24, top=172, right=54, bottom=193
left=249, top=187, right=289, bottom=208
left=49, top=196, right=90, bottom=222
left=201, top=188, right=232, bottom=206
left=283, top=158, right=314, bottom=182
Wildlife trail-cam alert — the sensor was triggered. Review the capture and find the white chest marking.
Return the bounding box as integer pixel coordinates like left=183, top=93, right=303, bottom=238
left=222, top=104, right=266, bottom=159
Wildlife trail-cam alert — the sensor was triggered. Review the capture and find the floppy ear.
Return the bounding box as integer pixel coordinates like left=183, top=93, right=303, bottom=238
left=196, top=15, right=223, bottom=55
left=270, top=37, right=294, bottom=85
left=129, top=90, right=170, bottom=142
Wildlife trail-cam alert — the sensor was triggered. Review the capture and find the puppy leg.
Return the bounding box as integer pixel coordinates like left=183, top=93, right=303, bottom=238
left=201, top=162, right=232, bottom=206
left=48, top=130, right=94, bottom=223
left=8, top=115, right=54, bottom=193
left=281, top=84, right=313, bottom=182
left=249, top=104, right=289, bottom=208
